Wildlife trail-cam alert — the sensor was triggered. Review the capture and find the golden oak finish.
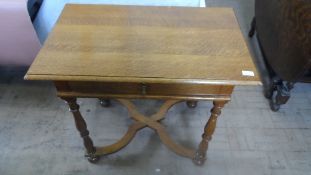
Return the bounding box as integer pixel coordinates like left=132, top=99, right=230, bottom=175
left=94, top=100, right=180, bottom=156
left=61, top=97, right=99, bottom=163
left=66, top=82, right=233, bottom=98
left=193, top=100, right=228, bottom=165
left=53, top=81, right=233, bottom=100
left=25, top=4, right=259, bottom=85
left=25, top=5, right=261, bottom=165
left=115, top=99, right=196, bottom=158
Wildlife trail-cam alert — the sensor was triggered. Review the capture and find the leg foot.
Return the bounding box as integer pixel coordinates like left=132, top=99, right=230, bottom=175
left=186, top=101, right=197, bottom=108
left=269, top=81, right=293, bottom=112
left=85, top=152, right=100, bottom=163
left=99, top=99, right=111, bottom=107
left=248, top=17, right=256, bottom=37
left=193, top=151, right=206, bottom=166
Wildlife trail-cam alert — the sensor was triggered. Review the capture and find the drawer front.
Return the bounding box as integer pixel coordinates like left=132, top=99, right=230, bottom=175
left=56, top=81, right=234, bottom=98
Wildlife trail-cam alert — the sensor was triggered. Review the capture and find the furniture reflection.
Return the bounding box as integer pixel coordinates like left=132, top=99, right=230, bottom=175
left=249, top=0, right=311, bottom=111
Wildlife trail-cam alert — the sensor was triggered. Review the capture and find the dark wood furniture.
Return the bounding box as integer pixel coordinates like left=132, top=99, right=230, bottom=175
left=249, top=0, right=311, bottom=111
left=25, top=4, right=260, bottom=165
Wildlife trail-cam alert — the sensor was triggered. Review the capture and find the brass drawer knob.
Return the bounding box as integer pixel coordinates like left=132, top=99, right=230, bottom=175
left=141, top=83, right=147, bottom=95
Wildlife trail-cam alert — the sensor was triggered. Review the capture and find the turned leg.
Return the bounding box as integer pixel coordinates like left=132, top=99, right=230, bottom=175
left=248, top=17, right=256, bottom=37
left=61, top=97, right=100, bottom=163
left=186, top=101, right=198, bottom=108
left=193, top=100, right=227, bottom=165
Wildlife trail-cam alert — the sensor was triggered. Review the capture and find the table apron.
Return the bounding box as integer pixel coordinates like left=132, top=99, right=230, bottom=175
left=54, top=81, right=234, bottom=101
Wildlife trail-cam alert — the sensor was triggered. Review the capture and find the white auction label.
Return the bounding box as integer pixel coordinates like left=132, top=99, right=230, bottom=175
left=242, top=70, right=255, bottom=77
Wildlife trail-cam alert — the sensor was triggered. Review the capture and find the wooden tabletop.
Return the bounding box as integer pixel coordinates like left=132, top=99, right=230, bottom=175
left=25, top=4, right=260, bottom=85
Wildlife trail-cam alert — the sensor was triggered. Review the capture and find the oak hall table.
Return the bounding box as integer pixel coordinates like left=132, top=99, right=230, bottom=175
left=25, top=4, right=260, bottom=165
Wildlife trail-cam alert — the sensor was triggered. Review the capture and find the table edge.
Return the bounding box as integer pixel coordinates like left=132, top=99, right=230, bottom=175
left=24, top=74, right=262, bottom=86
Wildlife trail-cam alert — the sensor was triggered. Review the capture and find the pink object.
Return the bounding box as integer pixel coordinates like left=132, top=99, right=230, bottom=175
left=0, top=0, right=41, bottom=66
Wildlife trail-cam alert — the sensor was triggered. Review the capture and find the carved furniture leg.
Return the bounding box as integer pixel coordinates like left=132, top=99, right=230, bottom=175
left=60, top=98, right=229, bottom=165
left=61, top=97, right=100, bottom=163
left=186, top=101, right=198, bottom=108
left=248, top=17, right=256, bottom=37
left=193, top=100, right=228, bottom=165
left=269, top=81, right=294, bottom=111
left=99, top=98, right=111, bottom=107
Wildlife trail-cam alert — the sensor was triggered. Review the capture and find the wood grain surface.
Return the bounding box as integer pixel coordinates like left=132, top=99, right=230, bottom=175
left=255, top=0, right=311, bottom=82
left=25, top=4, right=260, bottom=85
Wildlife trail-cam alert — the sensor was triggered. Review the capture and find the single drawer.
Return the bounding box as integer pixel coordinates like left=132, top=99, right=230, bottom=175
left=55, top=81, right=234, bottom=98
